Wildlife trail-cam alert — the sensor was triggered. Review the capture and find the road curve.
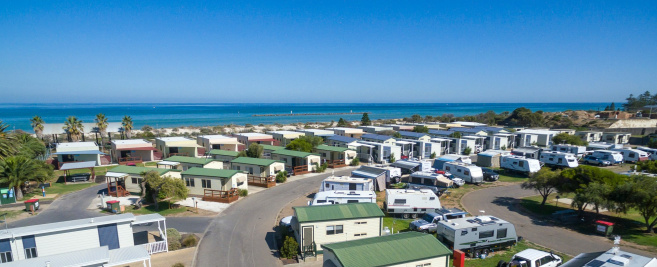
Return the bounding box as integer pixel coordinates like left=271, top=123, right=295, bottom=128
left=194, top=168, right=356, bottom=267
left=461, top=183, right=653, bottom=257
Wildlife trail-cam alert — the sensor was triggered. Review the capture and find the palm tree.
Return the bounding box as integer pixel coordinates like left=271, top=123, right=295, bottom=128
left=95, top=113, right=108, bottom=145
left=0, top=156, right=52, bottom=200
left=122, top=115, right=133, bottom=139
left=30, top=116, right=45, bottom=139
left=62, top=116, right=84, bottom=141
left=0, top=121, right=17, bottom=160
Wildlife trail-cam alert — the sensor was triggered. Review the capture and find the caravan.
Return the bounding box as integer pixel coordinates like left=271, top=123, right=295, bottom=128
left=612, top=148, right=649, bottom=163
left=436, top=216, right=519, bottom=258
left=407, top=171, right=454, bottom=194
left=591, top=150, right=624, bottom=164
left=433, top=154, right=472, bottom=169
left=442, top=162, right=484, bottom=184
left=308, top=190, right=376, bottom=205
left=539, top=151, right=579, bottom=168
left=384, top=189, right=442, bottom=219
left=637, top=147, right=657, bottom=160
left=500, top=155, right=542, bottom=175
left=319, top=176, right=374, bottom=192
left=551, top=144, right=586, bottom=157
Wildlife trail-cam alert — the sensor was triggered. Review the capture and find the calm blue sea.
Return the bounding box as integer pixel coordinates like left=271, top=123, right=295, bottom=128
left=0, top=103, right=607, bottom=132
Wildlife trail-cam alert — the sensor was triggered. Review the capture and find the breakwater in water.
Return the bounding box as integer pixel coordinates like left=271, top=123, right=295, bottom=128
left=253, top=112, right=366, bottom=117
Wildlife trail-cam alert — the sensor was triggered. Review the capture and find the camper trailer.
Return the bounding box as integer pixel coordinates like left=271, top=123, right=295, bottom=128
left=407, top=171, right=454, bottom=194
left=538, top=151, right=579, bottom=168
left=550, top=144, right=586, bottom=157
left=500, top=155, right=542, bottom=175
left=591, top=150, right=624, bottom=164
left=384, top=189, right=442, bottom=219
left=442, top=162, right=484, bottom=184
left=637, top=147, right=657, bottom=160
left=612, top=148, right=649, bottom=163
left=319, top=176, right=374, bottom=192
left=308, top=190, right=376, bottom=206
left=511, top=147, right=542, bottom=159
left=433, top=154, right=472, bottom=170
left=436, top=215, right=519, bottom=258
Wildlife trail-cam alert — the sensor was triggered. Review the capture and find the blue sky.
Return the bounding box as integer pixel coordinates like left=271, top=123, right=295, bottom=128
left=0, top=1, right=655, bottom=103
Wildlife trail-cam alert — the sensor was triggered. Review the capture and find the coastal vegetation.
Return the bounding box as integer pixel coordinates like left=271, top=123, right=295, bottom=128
left=360, top=112, right=371, bottom=126
left=551, top=132, right=588, bottom=146
left=62, top=116, right=84, bottom=141
left=95, top=113, right=108, bottom=145
left=624, top=91, right=657, bottom=111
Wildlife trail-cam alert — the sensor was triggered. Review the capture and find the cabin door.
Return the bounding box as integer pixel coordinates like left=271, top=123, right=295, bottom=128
left=98, top=223, right=120, bottom=249
left=302, top=226, right=314, bottom=253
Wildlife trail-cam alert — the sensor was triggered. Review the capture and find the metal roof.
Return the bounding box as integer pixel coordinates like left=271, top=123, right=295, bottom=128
left=474, top=126, right=508, bottom=133
left=109, top=165, right=173, bottom=176
left=156, top=161, right=181, bottom=166
left=105, top=172, right=129, bottom=178
left=111, top=139, right=151, bottom=145
left=390, top=160, right=421, bottom=169
left=2, top=246, right=110, bottom=267
left=352, top=166, right=387, bottom=177
left=165, top=156, right=215, bottom=165
left=561, top=248, right=657, bottom=267
left=209, top=149, right=240, bottom=156
left=132, top=214, right=166, bottom=225
left=321, top=232, right=452, bottom=267
left=362, top=134, right=394, bottom=141
left=294, top=203, right=384, bottom=223
left=181, top=167, right=239, bottom=178
left=260, top=144, right=285, bottom=151
left=156, top=136, right=195, bottom=142
left=231, top=157, right=281, bottom=166
left=428, top=130, right=455, bottom=136
left=0, top=214, right=135, bottom=239
left=315, top=145, right=352, bottom=153
left=59, top=161, right=97, bottom=170
left=271, top=149, right=320, bottom=158
left=398, top=131, right=429, bottom=138
left=450, top=127, right=486, bottom=133
left=53, top=150, right=105, bottom=155
left=327, top=135, right=359, bottom=143
left=106, top=246, right=151, bottom=267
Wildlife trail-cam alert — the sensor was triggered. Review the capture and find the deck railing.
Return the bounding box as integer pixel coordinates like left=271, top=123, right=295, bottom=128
left=327, top=159, right=346, bottom=168
left=203, top=188, right=239, bottom=203
left=247, top=175, right=276, bottom=188
left=145, top=241, right=167, bottom=254
left=118, top=156, right=143, bottom=165
left=293, top=165, right=309, bottom=176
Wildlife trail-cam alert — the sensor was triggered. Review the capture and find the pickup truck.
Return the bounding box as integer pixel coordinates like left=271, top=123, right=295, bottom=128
left=408, top=208, right=468, bottom=233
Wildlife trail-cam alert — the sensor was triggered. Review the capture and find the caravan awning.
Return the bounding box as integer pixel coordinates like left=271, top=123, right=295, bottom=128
left=105, top=172, right=129, bottom=178
left=390, top=161, right=421, bottom=169
left=106, top=246, right=151, bottom=267
left=1, top=246, right=110, bottom=267
left=351, top=170, right=380, bottom=178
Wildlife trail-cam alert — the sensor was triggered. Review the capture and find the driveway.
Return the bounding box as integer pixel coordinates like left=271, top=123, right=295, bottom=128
left=461, top=183, right=654, bottom=257
left=194, top=168, right=357, bottom=267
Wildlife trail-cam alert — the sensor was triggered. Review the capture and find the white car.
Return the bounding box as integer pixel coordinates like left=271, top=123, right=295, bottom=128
left=442, top=171, right=465, bottom=187
left=499, top=249, right=562, bottom=267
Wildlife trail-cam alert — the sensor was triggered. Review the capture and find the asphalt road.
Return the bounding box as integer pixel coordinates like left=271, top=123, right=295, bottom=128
left=194, top=168, right=356, bottom=267
left=461, top=183, right=654, bottom=257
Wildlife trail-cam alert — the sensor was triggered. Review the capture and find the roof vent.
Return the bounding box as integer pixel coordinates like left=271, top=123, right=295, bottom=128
left=90, top=218, right=94, bottom=223
left=607, top=256, right=630, bottom=266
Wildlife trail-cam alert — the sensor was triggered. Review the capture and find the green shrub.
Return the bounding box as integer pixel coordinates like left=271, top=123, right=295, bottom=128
left=463, top=147, right=472, bottom=155
left=430, top=152, right=436, bottom=159
left=239, top=189, right=248, bottom=197
left=350, top=157, right=360, bottom=166
left=167, top=228, right=182, bottom=251
left=182, top=234, right=198, bottom=247
left=172, top=263, right=184, bottom=267
left=280, top=236, right=299, bottom=259
left=276, top=171, right=288, bottom=183
left=389, top=153, right=396, bottom=163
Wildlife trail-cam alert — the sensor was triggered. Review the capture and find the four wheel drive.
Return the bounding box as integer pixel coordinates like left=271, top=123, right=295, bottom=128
left=482, top=168, right=500, bottom=181
left=498, top=249, right=562, bottom=267
left=582, top=155, right=611, bottom=166
left=436, top=170, right=465, bottom=187
left=409, top=209, right=468, bottom=233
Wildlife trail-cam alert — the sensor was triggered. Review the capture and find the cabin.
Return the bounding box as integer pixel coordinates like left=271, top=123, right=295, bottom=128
left=230, top=157, right=285, bottom=188
left=315, top=145, right=357, bottom=167
left=357, top=125, right=394, bottom=133
left=292, top=203, right=384, bottom=256
left=511, top=146, right=542, bottom=159
left=397, top=131, right=431, bottom=142
left=461, top=135, right=486, bottom=153
left=355, top=141, right=401, bottom=163
left=0, top=213, right=167, bottom=266
left=268, top=131, right=306, bottom=146
left=552, top=128, right=577, bottom=135
left=448, top=137, right=478, bottom=155
left=208, top=149, right=240, bottom=165
left=473, top=126, right=509, bottom=135
left=180, top=168, right=248, bottom=196
left=326, top=135, right=360, bottom=149
left=53, top=142, right=105, bottom=167
left=601, top=132, right=631, bottom=144
left=235, top=132, right=279, bottom=146
left=111, top=139, right=156, bottom=165
left=449, top=127, right=488, bottom=136
left=516, top=129, right=559, bottom=147
left=325, top=127, right=365, bottom=139
left=155, top=137, right=200, bottom=158
left=321, top=232, right=452, bottom=267
left=396, top=138, right=447, bottom=159
left=260, top=144, right=285, bottom=159
left=487, top=133, right=516, bottom=150
left=296, top=129, right=335, bottom=139
left=196, top=135, right=242, bottom=152
left=361, top=134, right=396, bottom=145
left=160, top=155, right=223, bottom=171
left=575, top=131, right=603, bottom=143
left=271, top=149, right=321, bottom=175
left=106, top=165, right=181, bottom=196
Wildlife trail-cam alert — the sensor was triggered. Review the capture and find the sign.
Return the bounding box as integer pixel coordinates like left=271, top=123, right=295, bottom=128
left=596, top=225, right=606, bottom=232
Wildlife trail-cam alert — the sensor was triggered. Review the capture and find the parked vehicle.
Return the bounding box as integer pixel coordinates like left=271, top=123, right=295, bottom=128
left=581, top=155, right=611, bottom=166
left=443, top=162, right=484, bottom=184
left=436, top=170, right=466, bottom=187
left=500, top=155, right=542, bottom=175
left=433, top=154, right=473, bottom=169
left=279, top=216, right=293, bottom=233
left=591, top=150, right=624, bottom=164
left=409, top=208, right=468, bottom=233
left=636, top=146, right=657, bottom=160
left=308, top=190, right=376, bottom=206
left=482, top=168, right=500, bottom=181
left=384, top=189, right=442, bottom=219
left=319, top=176, right=374, bottom=192
left=498, top=249, right=562, bottom=267
left=612, top=148, right=649, bottom=163
left=538, top=151, right=579, bottom=168
left=407, top=171, right=454, bottom=194
left=551, top=144, right=586, bottom=157
left=436, top=215, right=519, bottom=258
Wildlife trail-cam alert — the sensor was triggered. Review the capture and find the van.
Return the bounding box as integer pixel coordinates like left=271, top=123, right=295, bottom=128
left=407, top=171, right=454, bottom=194
left=539, top=151, right=579, bottom=168
left=612, top=148, right=649, bottom=163
left=500, top=155, right=542, bottom=175
left=384, top=189, right=442, bottom=219
left=591, top=150, right=624, bottom=164
left=442, top=162, right=484, bottom=184
left=308, top=190, right=376, bottom=206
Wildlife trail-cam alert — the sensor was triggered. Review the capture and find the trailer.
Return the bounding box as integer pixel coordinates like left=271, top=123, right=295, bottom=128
left=550, top=144, right=586, bottom=157
left=319, top=176, right=374, bottom=192
left=442, top=162, right=484, bottom=184
left=500, top=155, right=542, bottom=175
left=436, top=215, right=519, bottom=258
left=538, top=151, right=579, bottom=168
left=432, top=154, right=472, bottom=169
left=591, top=150, right=624, bottom=164
left=636, top=147, right=657, bottom=160
left=384, top=189, right=442, bottom=219
left=612, top=148, right=649, bottom=163
left=407, top=171, right=454, bottom=194
left=511, top=147, right=542, bottom=159
left=308, top=190, right=376, bottom=206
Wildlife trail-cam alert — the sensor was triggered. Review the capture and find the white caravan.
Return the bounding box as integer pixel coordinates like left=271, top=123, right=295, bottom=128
left=539, top=151, right=579, bottom=168
left=319, top=176, right=374, bottom=192
left=407, top=171, right=454, bottom=194
left=436, top=216, right=519, bottom=258
left=384, top=189, right=442, bottom=219
left=612, top=148, right=649, bottom=163
left=500, top=155, right=542, bottom=175
left=637, top=147, right=657, bottom=160
left=308, top=190, right=376, bottom=206
left=550, top=144, right=587, bottom=157
left=591, top=150, right=624, bottom=164
left=442, top=162, right=484, bottom=184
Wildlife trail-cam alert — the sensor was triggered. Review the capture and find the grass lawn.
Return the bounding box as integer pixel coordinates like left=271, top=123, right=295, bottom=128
left=124, top=201, right=188, bottom=216
left=0, top=210, right=27, bottom=220
left=382, top=216, right=413, bottom=234
left=498, top=173, right=528, bottom=183
left=462, top=240, right=572, bottom=267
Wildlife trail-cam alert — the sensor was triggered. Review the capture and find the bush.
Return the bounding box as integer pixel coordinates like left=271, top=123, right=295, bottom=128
left=239, top=189, right=248, bottom=197
left=276, top=171, right=288, bottom=183
left=463, top=147, right=472, bottom=155
left=280, top=236, right=299, bottom=259
left=350, top=157, right=360, bottom=166
left=172, top=263, right=184, bottom=267
left=430, top=152, right=436, bottom=159
left=389, top=153, right=396, bottom=163
left=167, top=228, right=182, bottom=251
left=182, top=234, right=198, bottom=247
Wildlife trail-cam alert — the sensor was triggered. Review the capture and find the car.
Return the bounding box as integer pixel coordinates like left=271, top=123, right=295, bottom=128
left=482, top=168, right=500, bottom=181
left=409, top=209, right=468, bottom=233
left=435, top=170, right=465, bottom=187
left=498, top=249, right=562, bottom=267
left=582, top=155, right=611, bottom=166
left=279, top=216, right=293, bottom=233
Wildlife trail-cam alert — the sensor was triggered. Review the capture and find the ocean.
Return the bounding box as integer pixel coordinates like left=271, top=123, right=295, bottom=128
left=0, top=103, right=607, bottom=132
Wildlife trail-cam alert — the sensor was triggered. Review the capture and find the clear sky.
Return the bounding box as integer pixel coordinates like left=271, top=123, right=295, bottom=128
left=1, top=1, right=655, bottom=103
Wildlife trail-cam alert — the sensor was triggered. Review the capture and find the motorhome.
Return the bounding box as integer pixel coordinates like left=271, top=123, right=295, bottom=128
left=637, top=146, right=657, bottom=160
left=442, top=162, right=484, bottom=184
left=612, top=148, right=649, bottom=163
left=500, top=155, right=542, bottom=175
left=407, top=171, right=454, bottom=194
left=432, top=154, right=473, bottom=169
left=591, top=150, right=624, bottom=164
left=550, top=144, right=587, bottom=157
left=319, top=176, right=374, bottom=192
left=538, top=151, right=579, bottom=168
left=308, top=190, right=376, bottom=206
left=436, top=216, right=519, bottom=258
left=384, top=189, right=442, bottom=219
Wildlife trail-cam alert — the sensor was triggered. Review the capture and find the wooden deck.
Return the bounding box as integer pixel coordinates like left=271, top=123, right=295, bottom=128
left=327, top=159, right=346, bottom=168
left=293, top=165, right=309, bottom=176
left=202, top=188, right=239, bottom=203
left=108, top=184, right=130, bottom=197
left=247, top=175, right=276, bottom=188
left=118, top=156, right=143, bottom=165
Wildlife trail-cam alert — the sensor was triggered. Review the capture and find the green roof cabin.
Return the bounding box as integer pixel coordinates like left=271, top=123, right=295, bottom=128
left=209, top=149, right=240, bottom=164
left=314, top=145, right=358, bottom=167
left=106, top=165, right=181, bottom=196
left=181, top=167, right=247, bottom=196
left=271, top=149, right=321, bottom=175
left=159, top=155, right=223, bottom=171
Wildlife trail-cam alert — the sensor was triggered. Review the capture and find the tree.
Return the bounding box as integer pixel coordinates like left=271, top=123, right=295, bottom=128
left=245, top=143, right=264, bottom=158
left=609, top=102, right=616, bottom=111
left=551, top=133, right=588, bottom=146
left=139, top=171, right=188, bottom=210
left=15, top=134, right=47, bottom=159
left=336, top=118, right=348, bottom=127
left=392, top=132, right=402, bottom=138
left=462, top=146, right=472, bottom=155
left=449, top=132, right=462, bottom=138
left=62, top=116, right=84, bottom=141
left=298, top=135, right=323, bottom=148
left=430, top=152, right=436, bottom=159
left=95, top=113, right=108, bottom=145
left=360, top=113, right=372, bottom=126
left=275, top=171, right=288, bottom=183
left=0, top=121, right=18, bottom=160
left=635, top=160, right=657, bottom=174
left=30, top=116, right=44, bottom=139
left=504, top=107, right=545, bottom=127
left=286, top=139, right=313, bottom=153
left=412, top=125, right=429, bottom=133
left=389, top=153, right=395, bottom=163
left=610, top=175, right=657, bottom=233
left=280, top=236, right=299, bottom=259
left=0, top=156, right=53, bottom=200
left=572, top=182, right=611, bottom=214
left=521, top=168, right=561, bottom=206
left=122, top=115, right=134, bottom=139
left=408, top=114, right=422, bottom=123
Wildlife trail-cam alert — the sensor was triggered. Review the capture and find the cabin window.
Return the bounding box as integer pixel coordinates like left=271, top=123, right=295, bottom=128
left=347, top=200, right=359, bottom=203
left=394, top=199, right=406, bottom=204
left=497, top=228, right=507, bottom=238
left=234, top=166, right=241, bottom=171
left=355, top=221, right=367, bottom=224
left=317, top=200, right=327, bottom=203
left=445, top=166, right=450, bottom=171
left=325, top=183, right=330, bottom=188
left=354, top=233, right=367, bottom=237
left=184, top=178, right=195, bottom=187
left=457, top=169, right=462, bottom=173
left=22, top=235, right=37, bottom=259
left=464, top=171, right=469, bottom=176
left=460, top=230, right=468, bottom=236
left=326, top=225, right=343, bottom=235
left=0, top=239, right=12, bottom=263
left=479, top=230, right=494, bottom=239
left=429, top=197, right=435, bottom=200
left=201, top=179, right=212, bottom=189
